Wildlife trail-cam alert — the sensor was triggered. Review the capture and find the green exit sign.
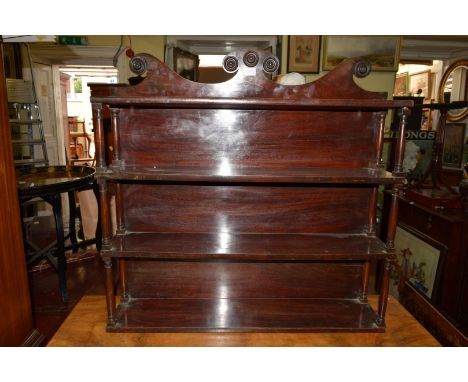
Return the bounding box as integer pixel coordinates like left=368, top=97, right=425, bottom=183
left=58, top=36, right=88, bottom=45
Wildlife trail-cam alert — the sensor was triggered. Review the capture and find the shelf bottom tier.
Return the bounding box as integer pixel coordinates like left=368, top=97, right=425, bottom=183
left=108, top=297, right=384, bottom=332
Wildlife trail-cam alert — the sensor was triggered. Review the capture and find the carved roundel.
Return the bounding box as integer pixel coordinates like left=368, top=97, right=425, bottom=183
left=129, top=56, right=147, bottom=76
left=353, top=60, right=372, bottom=78
left=263, top=56, right=280, bottom=73
left=243, top=51, right=259, bottom=67
left=223, top=56, right=239, bottom=73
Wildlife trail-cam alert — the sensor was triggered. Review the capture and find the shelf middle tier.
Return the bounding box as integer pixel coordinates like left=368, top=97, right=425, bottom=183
left=101, top=165, right=404, bottom=185
left=103, top=232, right=389, bottom=261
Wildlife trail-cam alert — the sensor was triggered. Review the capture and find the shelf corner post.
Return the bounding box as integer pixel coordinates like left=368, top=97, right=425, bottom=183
left=92, top=102, right=105, bottom=170
left=393, top=106, right=410, bottom=176
left=103, top=256, right=116, bottom=328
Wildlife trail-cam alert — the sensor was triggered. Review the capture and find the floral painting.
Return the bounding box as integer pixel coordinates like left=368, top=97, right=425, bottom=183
left=288, top=36, right=321, bottom=73
left=390, top=225, right=444, bottom=300
left=394, top=72, right=408, bottom=96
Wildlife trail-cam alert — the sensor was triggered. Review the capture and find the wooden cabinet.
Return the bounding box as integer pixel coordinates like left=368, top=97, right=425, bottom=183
left=90, top=51, right=411, bottom=332
left=382, top=192, right=468, bottom=345
left=0, top=43, right=44, bottom=346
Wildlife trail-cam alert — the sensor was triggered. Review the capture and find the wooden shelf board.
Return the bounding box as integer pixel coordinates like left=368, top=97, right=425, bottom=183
left=102, top=232, right=389, bottom=261
left=103, top=166, right=404, bottom=185
left=91, top=96, right=412, bottom=111
left=108, top=297, right=383, bottom=332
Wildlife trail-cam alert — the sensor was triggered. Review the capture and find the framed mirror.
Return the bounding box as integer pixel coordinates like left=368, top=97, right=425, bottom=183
left=438, top=59, right=468, bottom=122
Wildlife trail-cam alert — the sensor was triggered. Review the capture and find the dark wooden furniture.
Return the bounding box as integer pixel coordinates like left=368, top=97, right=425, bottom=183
left=382, top=191, right=468, bottom=345
left=47, top=294, right=440, bottom=346
left=0, top=42, right=45, bottom=346
left=90, top=51, right=411, bottom=332
left=68, top=117, right=92, bottom=163
left=16, top=165, right=101, bottom=301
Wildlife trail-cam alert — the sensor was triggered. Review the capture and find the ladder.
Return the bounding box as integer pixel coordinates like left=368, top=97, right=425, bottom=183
left=6, top=45, right=48, bottom=168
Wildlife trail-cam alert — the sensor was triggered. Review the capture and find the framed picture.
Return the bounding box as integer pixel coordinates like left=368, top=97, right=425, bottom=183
left=322, top=36, right=401, bottom=72
left=287, top=36, right=321, bottom=73
left=173, top=47, right=199, bottom=82
left=420, top=108, right=433, bottom=130
left=394, top=72, right=408, bottom=96
left=402, top=131, right=436, bottom=185
left=442, top=123, right=466, bottom=169
left=2, top=43, right=22, bottom=79
left=409, top=70, right=432, bottom=100
left=390, top=224, right=446, bottom=300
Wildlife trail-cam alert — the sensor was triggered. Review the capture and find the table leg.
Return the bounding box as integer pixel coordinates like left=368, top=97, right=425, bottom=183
left=68, top=191, right=78, bottom=253
left=51, top=193, right=68, bottom=302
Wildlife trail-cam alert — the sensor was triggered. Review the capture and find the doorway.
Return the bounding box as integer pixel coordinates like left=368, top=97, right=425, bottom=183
left=58, top=66, right=117, bottom=164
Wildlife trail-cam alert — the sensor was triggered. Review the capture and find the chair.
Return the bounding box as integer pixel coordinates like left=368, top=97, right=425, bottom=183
left=68, top=116, right=92, bottom=162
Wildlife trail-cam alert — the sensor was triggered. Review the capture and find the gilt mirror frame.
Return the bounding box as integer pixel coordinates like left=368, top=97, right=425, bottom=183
left=438, top=59, right=468, bottom=122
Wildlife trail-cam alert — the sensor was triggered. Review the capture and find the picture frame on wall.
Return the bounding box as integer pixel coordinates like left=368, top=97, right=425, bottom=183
left=421, top=108, right=433, bottom=130
left=390, top=224, right=446, bottom=300
left=394, top=72, right=408, bottom=96
left=409, top=70, right=432, bottom=100
left=322, top=36, right=401, bottom=72
left=442, top=123, right=466, bottom=169
left=287, top=36, right=321, bottom=74
left=402, top=132, right=436, bottom=185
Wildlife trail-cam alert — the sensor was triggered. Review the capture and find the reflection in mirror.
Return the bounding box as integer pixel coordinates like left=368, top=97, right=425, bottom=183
left=439, top=60, right=468, bottom=121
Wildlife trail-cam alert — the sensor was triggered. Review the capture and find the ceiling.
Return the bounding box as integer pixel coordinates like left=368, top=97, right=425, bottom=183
left=400, top=35, right=468, bottom=61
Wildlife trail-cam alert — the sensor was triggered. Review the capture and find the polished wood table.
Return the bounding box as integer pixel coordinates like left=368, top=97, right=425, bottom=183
left=48, top=294, right=439, bottom=346
left=17, top=165, right=100, bottom=301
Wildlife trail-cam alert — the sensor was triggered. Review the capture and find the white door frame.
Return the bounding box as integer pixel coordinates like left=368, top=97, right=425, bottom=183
left=28, top=45, right=124, bottom=165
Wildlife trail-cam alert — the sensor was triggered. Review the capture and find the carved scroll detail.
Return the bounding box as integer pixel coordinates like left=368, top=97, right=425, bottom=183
left=243, top=51, right=259, bottom=67
left=129, top=56, right=148, bottom=75
left=263, top=56, right=280, bottom=74
left=223, top=56, right=239, bottom=73
left=353, top=60, right=372, bottom=78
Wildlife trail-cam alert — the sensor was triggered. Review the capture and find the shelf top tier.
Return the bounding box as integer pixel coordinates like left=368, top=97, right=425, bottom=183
left=90, top=52, right=413, bottom=111
left=90, top=50, right=411, bottom=174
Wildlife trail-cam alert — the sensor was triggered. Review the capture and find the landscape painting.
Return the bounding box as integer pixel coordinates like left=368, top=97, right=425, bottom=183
left=322, top=36, right=401, bottom=72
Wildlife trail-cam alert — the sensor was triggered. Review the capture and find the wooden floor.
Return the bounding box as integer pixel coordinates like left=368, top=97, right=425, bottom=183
left=48, top=294, right=439, bottom=346
left=28, top=252, right=104, bottom=342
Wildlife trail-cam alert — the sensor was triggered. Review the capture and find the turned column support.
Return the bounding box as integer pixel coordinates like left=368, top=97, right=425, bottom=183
left=375, top=111, right=387, bottom=168
left=110, top=108, right=123, bottom=168
left=103, top=257, right=116, bottom=327
left=393, top=107, right=410, bottom=175
left=92, top=103, right=105, bottom=170
left=119, top=259, right=128, bottom=303
left=98, top=179, right=111, bottom=248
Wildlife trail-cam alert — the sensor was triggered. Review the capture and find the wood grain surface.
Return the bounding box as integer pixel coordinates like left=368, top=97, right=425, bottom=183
left=48, top=295, right=439, bottom=346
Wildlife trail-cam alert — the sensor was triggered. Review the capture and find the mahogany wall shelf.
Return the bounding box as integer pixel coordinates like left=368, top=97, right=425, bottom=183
left=90, top=51, right=411, bottom=333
